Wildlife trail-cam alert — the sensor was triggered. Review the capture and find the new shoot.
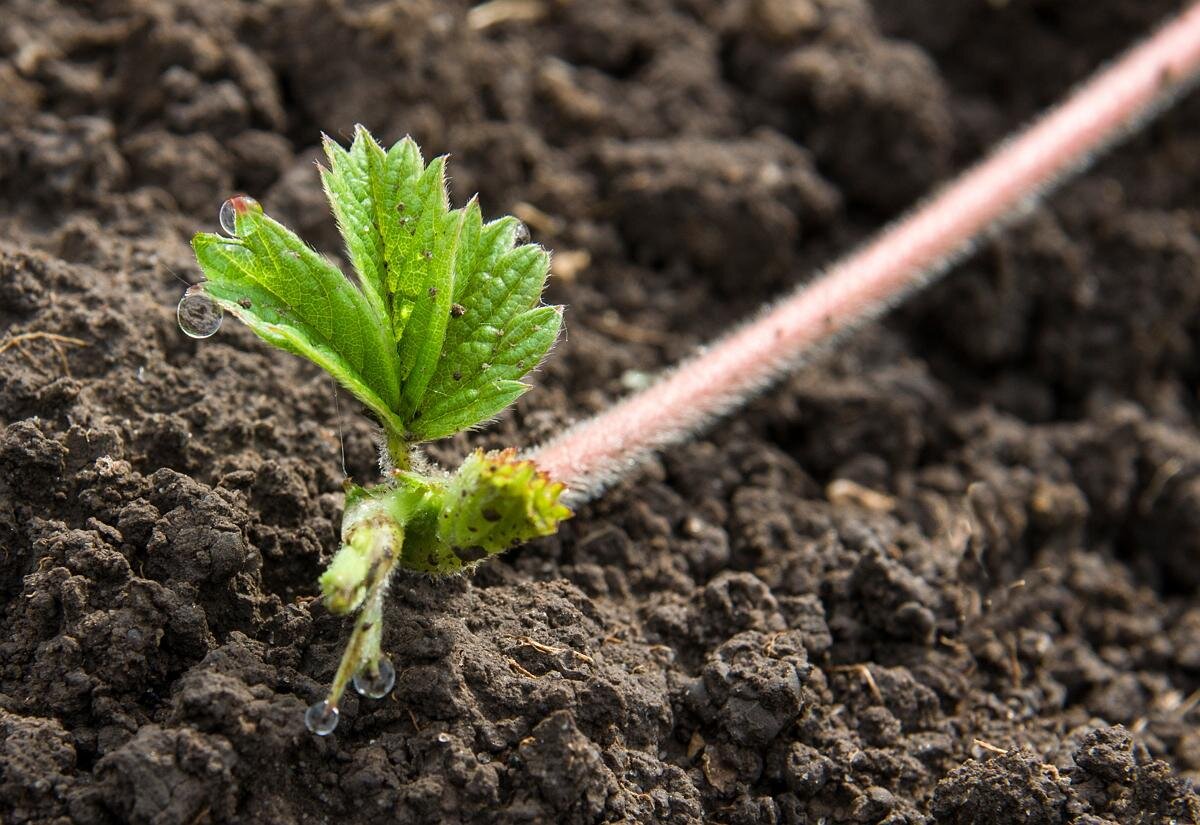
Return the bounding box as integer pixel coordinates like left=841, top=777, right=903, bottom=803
left=186, top=127, right=570, bottom=735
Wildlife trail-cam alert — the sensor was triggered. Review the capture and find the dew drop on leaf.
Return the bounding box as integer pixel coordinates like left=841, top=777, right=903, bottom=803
left=219, top=195, right=260, bottom=236
left=513, top=221, right=530, bottom=244
left=304, top=700, right=339, bottom=735
left=353, top=656, right=396, bottom=699
left=177, top=288, right=223, bottom=339
left=219, top=200, right=237, bottom=235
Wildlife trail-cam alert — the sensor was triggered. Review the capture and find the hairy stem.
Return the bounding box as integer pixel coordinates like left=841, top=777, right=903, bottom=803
left=530, top=3, right=1200, bottom=505
left=384, top=427, right=413, bottom=473
left=326, top=589, right=387, bottom=709
left=323, top=511, right=403, bottom=710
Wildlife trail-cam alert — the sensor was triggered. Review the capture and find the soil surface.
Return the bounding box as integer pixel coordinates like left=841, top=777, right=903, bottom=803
left=2, top=1, right=1200, bottom=823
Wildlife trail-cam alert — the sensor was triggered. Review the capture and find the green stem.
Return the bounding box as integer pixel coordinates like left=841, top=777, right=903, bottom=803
left=385, top=426, right=412, bottom=472
left=324, top=511, right=403, bottom=710
left=326, top=590, right=387, bottom=710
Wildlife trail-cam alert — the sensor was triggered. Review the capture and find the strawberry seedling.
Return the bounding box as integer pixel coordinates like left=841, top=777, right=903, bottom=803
left=187, top=127, right=569, bottom=734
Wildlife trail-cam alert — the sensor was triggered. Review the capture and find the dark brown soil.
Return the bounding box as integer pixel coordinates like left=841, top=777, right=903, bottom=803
left=2, top=1, right=1200, bottom=823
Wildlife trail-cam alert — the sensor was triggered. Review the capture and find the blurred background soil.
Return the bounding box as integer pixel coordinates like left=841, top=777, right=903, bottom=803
left=2, top=1, right=1200, bottom=822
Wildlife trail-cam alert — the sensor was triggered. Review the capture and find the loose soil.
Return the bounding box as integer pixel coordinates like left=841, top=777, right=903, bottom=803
left=2, top=1, right=1200, bottom=823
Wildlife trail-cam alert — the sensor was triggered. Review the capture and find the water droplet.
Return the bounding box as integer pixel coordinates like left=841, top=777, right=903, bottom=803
left=219, top=200, right=237, bottom=235
left=219, top=195, right=260, bottom=236
left=353, top=656, right=396, bottom=699
left=177, top=289, right=223, bottom=339
left=513, top=221, right=530, bottom=244
left=305, top=700, right=339, bottom=735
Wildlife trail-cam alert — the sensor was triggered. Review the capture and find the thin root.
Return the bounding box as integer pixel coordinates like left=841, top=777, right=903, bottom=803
left=0, top=332, right=88, bottom=373
left=507, top=658, right=538, bottom=679
left=830, top=663, right=884, bottom=704
left=974, top=738, right=1009, bottom=756
left=467, top=0, right=547, bottom=30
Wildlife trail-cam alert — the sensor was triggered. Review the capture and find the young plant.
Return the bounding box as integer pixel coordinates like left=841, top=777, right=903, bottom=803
left=186, top=127, right=569, bottom=734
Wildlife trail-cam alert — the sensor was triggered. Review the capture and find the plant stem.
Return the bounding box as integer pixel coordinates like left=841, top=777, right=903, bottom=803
left=529, top=3, right=1200, bottom=505
left=325, top=588, right=387, bottom=709
left=384, top=428, right=412, bottom=472
left=323, top=511, right=403, bottom=710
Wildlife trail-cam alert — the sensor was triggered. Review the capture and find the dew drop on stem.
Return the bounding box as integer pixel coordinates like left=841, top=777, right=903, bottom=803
left=305, top=700, right=339, bottom=735
left=177, top=288, right=223, bottom=339
left=352, top=656, right=396, bottom=699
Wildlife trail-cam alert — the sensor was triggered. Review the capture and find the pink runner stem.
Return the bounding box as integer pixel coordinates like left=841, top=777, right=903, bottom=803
left=530, top=4, right=1200, bottom=504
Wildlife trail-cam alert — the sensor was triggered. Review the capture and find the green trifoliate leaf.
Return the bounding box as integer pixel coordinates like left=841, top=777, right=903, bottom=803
left=191, top=196, right=404, bottom=436
left=196, top=128, right=562, bottom=448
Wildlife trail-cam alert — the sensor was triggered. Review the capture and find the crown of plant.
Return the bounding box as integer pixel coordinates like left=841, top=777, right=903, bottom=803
left=187, top=126, right=569, bottom=735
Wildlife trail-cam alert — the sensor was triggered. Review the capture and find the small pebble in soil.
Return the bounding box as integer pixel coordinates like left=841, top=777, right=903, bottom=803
left=305, top=700, right=339, bottom=736
left=352, top=655, right=396, bottom=699
left=177, top=288, right=223, bottom=339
